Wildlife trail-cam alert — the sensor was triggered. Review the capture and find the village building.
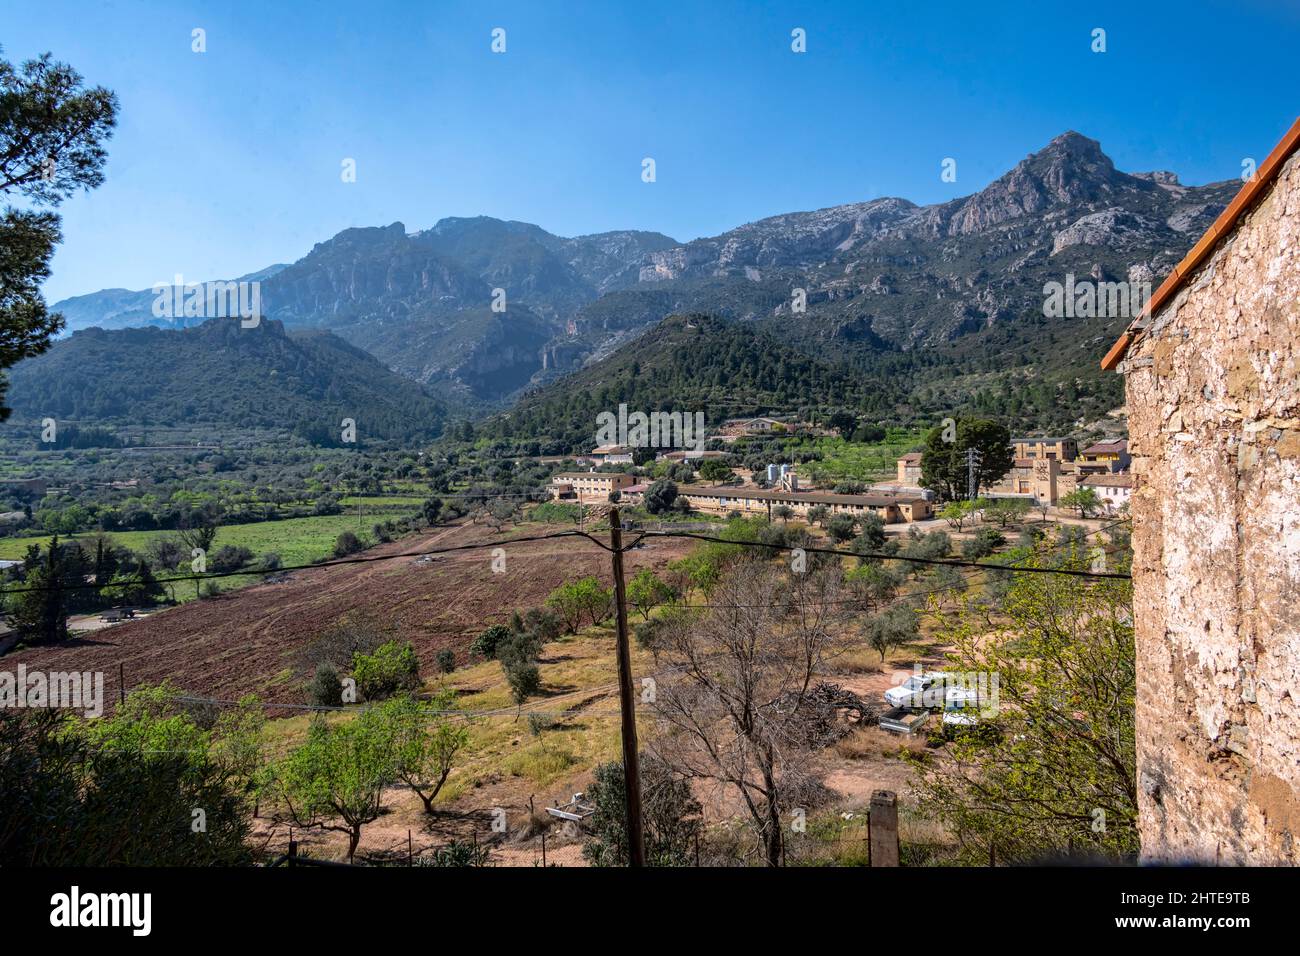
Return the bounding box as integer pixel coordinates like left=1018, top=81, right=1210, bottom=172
left=896, top=452, right=923, bottom=484
left=549, top=471, right=635, bottom=503
left=678, top=487, right=932, bottom=524
left=587, top=445, right=634, bottom=465
left=1102, top=117, right=1300, bottom=864
left=989, top=455, right=1079, bottom=506
left=620, top=483, right=648, bottom=504
left=1078, top=472, right=1133, bottom=512
left=656, top=449, right=727, bottom=464
left=716, top=416, right=788, bottom=437
left=1078, top=439, right=1131, bottom=475
left=1011, top=437, right=1079, bottom=461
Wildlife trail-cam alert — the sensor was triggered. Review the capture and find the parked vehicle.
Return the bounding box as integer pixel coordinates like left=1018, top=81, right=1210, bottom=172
left=883, top=671, right=953, bottom=710
left=879, top=707, right=931, bottom=735
left=942, top=684, right=981, bottom=727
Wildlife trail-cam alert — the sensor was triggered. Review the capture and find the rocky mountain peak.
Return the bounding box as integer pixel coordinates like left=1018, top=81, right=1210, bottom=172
left=934, top=131, right=1138, bottom=236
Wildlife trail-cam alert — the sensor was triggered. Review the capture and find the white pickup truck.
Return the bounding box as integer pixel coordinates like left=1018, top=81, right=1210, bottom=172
left=883, top=671, right=954, bottom=710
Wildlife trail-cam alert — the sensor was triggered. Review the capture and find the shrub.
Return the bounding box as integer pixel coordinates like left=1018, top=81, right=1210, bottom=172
left=826, top=513, right=858, bottom=543
left=301, top=613, right=391, bottom=671
left=308, top=662, right=343, bottom=706
left=210, top=544, right=254, bottom=573
left=0, top=691, right=252, bottom=866
left=352, top=641, right=420, bottom=701
left=504, top=662, right=541, bottom=707
left=634, top=619, right=661, bottom=650
left=417, top=839, right=492, bottom=867
left=583, top=755, right=701, bottom=867
left=865, top=605, right=920, bottom=660
left=520, top=607, right=563, bottom=643
left=527, top=712, right=556, bottom=736
left=436, top=649, right=456, bottom=673
left=333, top=531, right=364, bottom=557
left=545, top=577, right=613, bottom=633
left=470, top=624, right=511, bottom=660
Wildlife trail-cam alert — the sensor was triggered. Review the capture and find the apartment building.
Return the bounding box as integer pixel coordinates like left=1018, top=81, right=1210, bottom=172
left=1011, top=437, right=1079, bottom=461
left=550, top=471, right=635, bottom=503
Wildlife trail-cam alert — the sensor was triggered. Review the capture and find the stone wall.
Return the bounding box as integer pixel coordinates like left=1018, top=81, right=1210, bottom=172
left=1121, top=151, right=1300, bottom=863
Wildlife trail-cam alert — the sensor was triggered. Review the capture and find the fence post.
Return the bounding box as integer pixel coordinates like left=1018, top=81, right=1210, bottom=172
left=869, top=790, right=900, bottom=867
left=541, top=829, right=547, bottom=867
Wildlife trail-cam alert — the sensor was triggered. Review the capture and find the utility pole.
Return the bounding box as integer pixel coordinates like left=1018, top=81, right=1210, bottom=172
left=607, top=507, right=645, bottom=867
left=966, top=447, right=982, bottom=501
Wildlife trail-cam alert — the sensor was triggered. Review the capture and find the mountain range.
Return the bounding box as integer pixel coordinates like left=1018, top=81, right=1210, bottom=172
left=38, top=131, right=1237, bottom=436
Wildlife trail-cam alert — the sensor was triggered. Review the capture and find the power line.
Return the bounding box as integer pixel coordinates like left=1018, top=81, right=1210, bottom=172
left=641, top=530, right=1131, bottom=579
left=0, top=510, right=1131, bottom=599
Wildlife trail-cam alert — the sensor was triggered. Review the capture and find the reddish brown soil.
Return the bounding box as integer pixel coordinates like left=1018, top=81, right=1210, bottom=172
left=6, top=521, right=692, bottom=705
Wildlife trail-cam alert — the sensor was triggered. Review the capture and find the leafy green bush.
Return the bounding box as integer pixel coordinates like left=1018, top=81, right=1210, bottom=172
left=352, top=640, right=420, bottom=701
left=333, top=530, right=364, bottom=557
left=470, top=624, right=511, bottom=660
left=308, top=662, right=343, bottom=706
left=417, top=839, right=492, bottom=867
left=583, top=755, right=701, bottom=867
left=0, top=687, right=253, bottom=865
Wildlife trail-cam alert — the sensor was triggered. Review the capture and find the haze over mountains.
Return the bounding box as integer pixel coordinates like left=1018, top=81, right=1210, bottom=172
left=40, top=131, right=1237, bottom=434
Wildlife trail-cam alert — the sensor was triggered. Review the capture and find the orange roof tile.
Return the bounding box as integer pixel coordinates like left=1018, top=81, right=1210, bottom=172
left=1101, top=117, right=1300, bottom=371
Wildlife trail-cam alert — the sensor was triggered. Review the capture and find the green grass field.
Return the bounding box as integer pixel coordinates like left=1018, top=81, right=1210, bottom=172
left=0, top=512, right=388, bottom=563
left=0, top=512, right=409, bottom=602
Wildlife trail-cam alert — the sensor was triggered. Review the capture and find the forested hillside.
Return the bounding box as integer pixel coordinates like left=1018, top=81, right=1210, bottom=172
left=6, top=318, right=447, bottom=444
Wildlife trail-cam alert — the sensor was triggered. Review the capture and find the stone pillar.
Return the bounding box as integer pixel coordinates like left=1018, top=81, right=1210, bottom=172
left=870, top=790, right=900, bottom=866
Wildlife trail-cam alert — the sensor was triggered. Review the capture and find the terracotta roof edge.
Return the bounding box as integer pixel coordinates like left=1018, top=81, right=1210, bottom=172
left=1101, top=117, right=1300, bottom=371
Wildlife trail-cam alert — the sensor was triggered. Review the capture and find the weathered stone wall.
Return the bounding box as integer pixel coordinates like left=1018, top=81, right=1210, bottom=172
left=1122, top=151, right=1300, bottom=863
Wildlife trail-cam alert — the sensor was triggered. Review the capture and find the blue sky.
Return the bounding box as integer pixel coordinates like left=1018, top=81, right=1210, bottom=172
left=7, top=0, right=1299, bottom=302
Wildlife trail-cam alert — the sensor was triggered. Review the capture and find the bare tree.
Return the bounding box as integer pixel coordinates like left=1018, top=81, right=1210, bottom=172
left=651, top=562, right=850, bottom=866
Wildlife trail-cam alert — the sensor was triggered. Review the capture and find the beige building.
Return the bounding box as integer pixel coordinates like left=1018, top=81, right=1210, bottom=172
left=679, top=487, right=931, bottom=524
left=896, top=452, right=923, bottom=484
left=990, top=455, right=1078, bottom=505
left=1011, top=437, right=1079, bottom=461
left=1102, top=117, right=1300, bottom=864
left=587, top=445, right=634, bottom=465
left=718, top=416, right=787, bottom=437
left=550, top=471, right=635, bottom=503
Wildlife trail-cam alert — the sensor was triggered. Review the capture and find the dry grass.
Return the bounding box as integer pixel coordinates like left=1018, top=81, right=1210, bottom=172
left=834, top=726, right=930, bottom=761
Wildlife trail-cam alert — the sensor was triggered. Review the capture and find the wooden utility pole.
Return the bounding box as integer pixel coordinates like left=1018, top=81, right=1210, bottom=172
left=607, top=508, right=645, bottom=866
